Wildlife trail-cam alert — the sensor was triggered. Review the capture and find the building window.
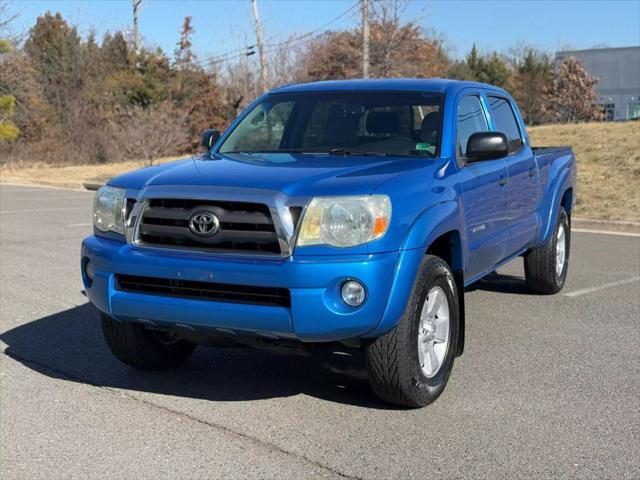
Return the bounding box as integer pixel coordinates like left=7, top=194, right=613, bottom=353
left=628, top=103, right=640, bottom=120
left=597, top=103, right=615, bottom=121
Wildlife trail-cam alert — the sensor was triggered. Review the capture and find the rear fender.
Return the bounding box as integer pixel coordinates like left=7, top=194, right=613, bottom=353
left=536, top=154, right=574, bottom=246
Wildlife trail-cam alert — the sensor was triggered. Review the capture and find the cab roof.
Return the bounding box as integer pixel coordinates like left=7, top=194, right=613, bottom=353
left=269, top=78, right=508, bottom=96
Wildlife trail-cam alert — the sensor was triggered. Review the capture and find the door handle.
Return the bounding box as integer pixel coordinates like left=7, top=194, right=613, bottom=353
left=528, top=166, right=537, bottom=177
left=499, top=176, right=508, bottom=186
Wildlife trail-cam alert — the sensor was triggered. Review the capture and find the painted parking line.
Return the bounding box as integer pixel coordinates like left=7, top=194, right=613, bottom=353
left=565, top=276, right=640, bottom=297
left=67, top=223, right=92, bottom=227
left=0, top=182, right=88, bottom=192
left=0, top=206, right=89, bottom=214
left=0, top=196, right=93, bottom=202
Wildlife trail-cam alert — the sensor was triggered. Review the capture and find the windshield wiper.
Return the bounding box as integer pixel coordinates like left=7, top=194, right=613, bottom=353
left=328, top=148, right=387, bottom=157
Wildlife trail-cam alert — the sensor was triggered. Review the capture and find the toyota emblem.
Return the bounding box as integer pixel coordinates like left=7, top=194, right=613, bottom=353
left=188, top=211, right=220, bottom=237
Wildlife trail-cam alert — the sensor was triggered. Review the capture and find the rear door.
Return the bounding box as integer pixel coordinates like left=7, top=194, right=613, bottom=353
left=486, top=95, right=540, bottom=250
left=456, top=93, right=510, bottom=281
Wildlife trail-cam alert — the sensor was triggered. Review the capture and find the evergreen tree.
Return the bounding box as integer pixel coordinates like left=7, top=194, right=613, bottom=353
left=0, top=95, right=19, bottom=141
left=24, top=12, right=84, bottom=113
left=100, top=32, right=130, bottom=74
left=466, top=44, right=481, bottom=77
left=475, top=52, right=510, bottom=89
left=512, top=48, right=554, bottom=124
left=0, top=39, right=19, bottom=141
left=449, top=44, right=511, bottom=90
left=174, top=16, right=196, bottom=69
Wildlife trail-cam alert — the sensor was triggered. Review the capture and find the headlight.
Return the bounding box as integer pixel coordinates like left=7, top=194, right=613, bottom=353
left=93, top=186, right=126, bottom=234
left=297, top=195, right=391, bottom=248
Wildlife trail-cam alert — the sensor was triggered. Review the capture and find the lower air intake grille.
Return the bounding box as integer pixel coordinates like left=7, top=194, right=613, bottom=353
left=115, top=274, right=291, bottom=308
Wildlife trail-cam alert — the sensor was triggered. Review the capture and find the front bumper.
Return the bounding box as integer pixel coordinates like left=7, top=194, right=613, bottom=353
left=82, top=235, right=424, bottom=342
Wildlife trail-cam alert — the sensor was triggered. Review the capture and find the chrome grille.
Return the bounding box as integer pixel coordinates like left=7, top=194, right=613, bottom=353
left=135, top=198, right=281, bottom=255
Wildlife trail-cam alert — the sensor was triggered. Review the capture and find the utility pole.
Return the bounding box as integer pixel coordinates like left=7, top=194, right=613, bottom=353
left=251, top=0, right=268, bottom=93
left=132, top=0, right=143, bottom=56
left=362, top=0, right=369, bottom=79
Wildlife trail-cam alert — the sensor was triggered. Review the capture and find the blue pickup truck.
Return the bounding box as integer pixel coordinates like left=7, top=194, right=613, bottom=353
left=82, top=79, right=575, bottom=407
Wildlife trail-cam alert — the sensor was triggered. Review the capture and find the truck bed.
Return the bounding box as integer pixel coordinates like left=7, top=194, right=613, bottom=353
left=532, top=146, right=572, bottom=156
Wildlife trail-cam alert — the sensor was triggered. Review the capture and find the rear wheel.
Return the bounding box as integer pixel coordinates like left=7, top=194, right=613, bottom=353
left=525, top=208, right=570, bottom=294
left=101, top=314, right=196, bottom=370
left=365, top=255, right=459, bottom=407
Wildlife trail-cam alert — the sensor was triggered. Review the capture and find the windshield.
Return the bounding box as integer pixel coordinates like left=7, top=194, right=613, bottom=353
left=218, top=91, right=442, bottom=158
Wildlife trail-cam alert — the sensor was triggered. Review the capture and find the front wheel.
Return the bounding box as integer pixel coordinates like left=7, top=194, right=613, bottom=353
left=101, top=314, right=196, bottom=370
left=524, top=208, right=570, bottom=294
left=365, top=255, right=459, bottom=407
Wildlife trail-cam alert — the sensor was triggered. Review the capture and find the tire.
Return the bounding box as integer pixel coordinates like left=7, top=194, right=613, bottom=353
left=365, top=255, right=459, bottom=407
left=524, top=208, right=570, bottom=294
left=101, top=314, right=196, bottom=370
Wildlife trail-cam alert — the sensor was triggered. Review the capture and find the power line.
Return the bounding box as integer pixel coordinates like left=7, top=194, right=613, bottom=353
left=200, top=49, right=256, bottom=67
left=197, top=45, right=255, bottom=63
left=262, top=1, right=360, bottom=50
left=197, top=0, right=360, bottom=68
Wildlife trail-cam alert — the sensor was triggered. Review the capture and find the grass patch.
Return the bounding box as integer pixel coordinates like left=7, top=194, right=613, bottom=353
left=0, top=156, right=187, bottom=190
left=528, top=121, right=639, bottom=222
left=1, top=121, right=638, bottom=221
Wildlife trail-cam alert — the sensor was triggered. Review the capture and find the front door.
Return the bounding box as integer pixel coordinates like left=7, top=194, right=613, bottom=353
left=456, top=94, right=510, bottom=281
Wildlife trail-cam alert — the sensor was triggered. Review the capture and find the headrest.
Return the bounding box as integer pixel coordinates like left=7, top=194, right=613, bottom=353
left=324, top=105, right=358, bottom=145
left=366, top=111, right=400, bottom=135
left=420, top=111, right=441, bottom=144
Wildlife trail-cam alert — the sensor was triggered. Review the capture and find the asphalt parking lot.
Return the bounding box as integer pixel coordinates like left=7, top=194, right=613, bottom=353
left=1, top=182, right=639, bottom=479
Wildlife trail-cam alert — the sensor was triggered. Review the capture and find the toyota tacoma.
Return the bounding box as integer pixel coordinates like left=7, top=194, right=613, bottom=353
left=82, top=79, right=576, bottom=407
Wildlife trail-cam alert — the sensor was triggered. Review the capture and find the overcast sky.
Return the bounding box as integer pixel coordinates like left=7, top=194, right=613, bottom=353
left=8, top=0, right=640, bottom=62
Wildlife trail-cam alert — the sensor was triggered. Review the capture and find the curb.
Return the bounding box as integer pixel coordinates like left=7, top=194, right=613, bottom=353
left=572, top=218, right=640, bottom=234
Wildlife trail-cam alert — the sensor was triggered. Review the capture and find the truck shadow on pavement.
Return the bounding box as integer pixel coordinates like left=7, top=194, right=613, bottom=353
left=1, top=303, right=399, bottom=409
left=470, top=272, right=532, bottom=295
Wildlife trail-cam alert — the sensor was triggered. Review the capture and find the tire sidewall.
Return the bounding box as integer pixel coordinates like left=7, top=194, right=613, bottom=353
left=553, top=209, right=571, bottom=289
left=406, top=258, right=459, bottom=401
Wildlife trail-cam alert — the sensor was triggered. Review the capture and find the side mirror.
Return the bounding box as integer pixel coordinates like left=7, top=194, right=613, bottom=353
left=201, top=129, right=220, bottom=150
left=465, top=132, right=508, bottom=162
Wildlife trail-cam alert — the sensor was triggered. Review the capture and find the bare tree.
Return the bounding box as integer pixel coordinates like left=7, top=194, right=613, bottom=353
left=109, top=105, right=189, bottom=165
left=370, top=0, right=410, bottom=77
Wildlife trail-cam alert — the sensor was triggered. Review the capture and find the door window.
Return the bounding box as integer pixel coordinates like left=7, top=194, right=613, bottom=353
left=487, top=96, right=523, bottom=154
left=457, top=95, right=488, bottom=158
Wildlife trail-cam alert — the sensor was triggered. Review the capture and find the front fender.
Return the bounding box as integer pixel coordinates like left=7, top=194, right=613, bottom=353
left=364, top=200, right=462, bottom=338
left=400, top=200, right=461, bottom=251
left=536, top=153, right=575, bottom=246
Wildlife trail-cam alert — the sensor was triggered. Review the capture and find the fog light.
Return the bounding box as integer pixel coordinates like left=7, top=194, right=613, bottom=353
left=341, top=280, right=366, bottom=307
left=85, top=259, right=94, bottom=282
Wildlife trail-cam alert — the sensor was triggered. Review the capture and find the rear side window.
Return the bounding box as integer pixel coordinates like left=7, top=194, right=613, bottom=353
left=457, top=95, right=488, bottom=158
left=488, top=96, right=523, bottom=153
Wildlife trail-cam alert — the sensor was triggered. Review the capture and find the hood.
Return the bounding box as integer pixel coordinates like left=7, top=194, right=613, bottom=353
left=109, top=152, right=435, bottom=197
